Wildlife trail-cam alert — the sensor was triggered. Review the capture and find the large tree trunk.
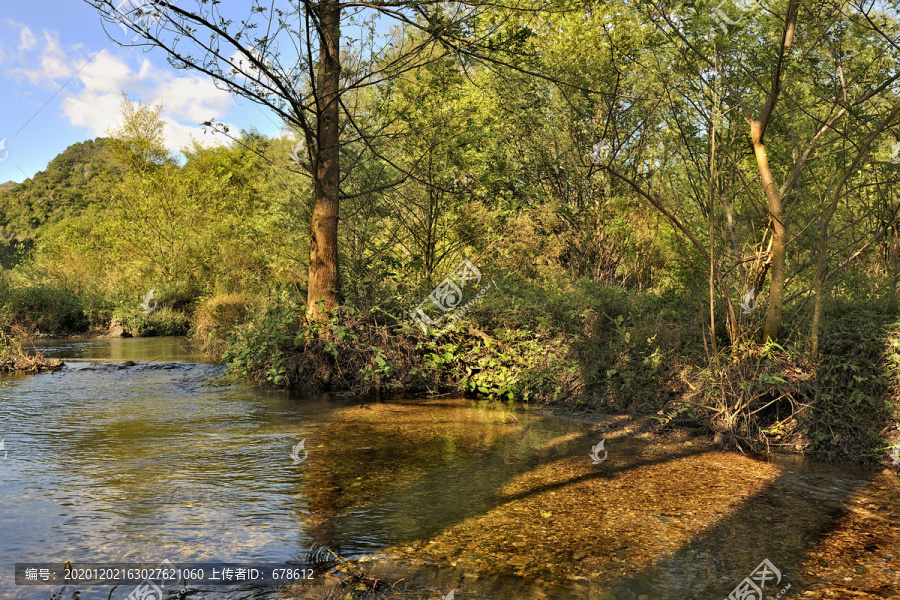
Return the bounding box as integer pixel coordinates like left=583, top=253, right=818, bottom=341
left=307, top=0, right=342, bottom=324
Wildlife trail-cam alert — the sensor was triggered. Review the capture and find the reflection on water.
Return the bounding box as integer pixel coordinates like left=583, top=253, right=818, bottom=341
left=1, top=337, right=898, bottom=599
left=30, top=336, right=208, bottom=363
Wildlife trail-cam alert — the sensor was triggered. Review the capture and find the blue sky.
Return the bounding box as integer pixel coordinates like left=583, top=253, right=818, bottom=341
left=0, top=1, right=287, bottom=184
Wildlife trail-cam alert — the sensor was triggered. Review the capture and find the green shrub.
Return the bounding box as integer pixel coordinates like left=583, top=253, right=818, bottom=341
left=116, top=306, right=191, bottom=337
left=192, top=293, right=262, bottom=355
left=1, top=283, right=88, bottom=333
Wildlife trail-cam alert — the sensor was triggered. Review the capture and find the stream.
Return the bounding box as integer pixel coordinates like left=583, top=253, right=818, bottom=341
left=0, top=337, right=898, bottom=600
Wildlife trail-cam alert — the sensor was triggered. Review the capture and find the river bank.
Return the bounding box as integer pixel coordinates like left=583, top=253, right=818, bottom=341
left=4, top=280, right=900, bottom=472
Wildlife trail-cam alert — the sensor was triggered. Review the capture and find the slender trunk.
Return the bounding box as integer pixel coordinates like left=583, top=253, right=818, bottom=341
left=749, top=0, right=798, bottom=343
left=889, top=270, right=898, bottom=313
left=307, top=0, right=342, bottom=323
left=708, top=108, right=719, bottom=360
left=810, top=220, right=825, bottom=358
left=751, top=123, right=787, bottom=342
left=724, top=190, right=743, bottom=281
left=810, top=105, right=900, bottom=356
left=890, top=225, right=899, bottom=313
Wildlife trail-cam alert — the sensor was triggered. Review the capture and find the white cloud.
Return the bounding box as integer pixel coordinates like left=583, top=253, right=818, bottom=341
left=18, top=26, right=36, bottom=52
left=4, top=23, right=237, bottom=153
left=156, top=76, right=234, bottom=123
left=9, top=30, right=72, bottom=83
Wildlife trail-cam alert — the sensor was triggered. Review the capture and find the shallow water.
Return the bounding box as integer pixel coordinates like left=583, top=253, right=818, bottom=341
left=1, top=337, right=898, bottom=600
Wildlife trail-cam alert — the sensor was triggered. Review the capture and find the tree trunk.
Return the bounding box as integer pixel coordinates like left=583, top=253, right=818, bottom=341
left=810, top=222, right=825, bottom=358
left=747, top=0, right=798, bottom=343
left=809, top=106, right=900, bottom=356
left=708, top=110, right=719, bottom=360
left=890, top=225, right=899, bottom=313
left=307, top=0, right=343, bottom=324
left=750, top=122, right=787, bottom=342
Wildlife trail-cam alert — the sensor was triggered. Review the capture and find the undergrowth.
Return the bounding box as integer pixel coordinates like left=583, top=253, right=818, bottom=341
left=214, top=282, right=900, bottom=468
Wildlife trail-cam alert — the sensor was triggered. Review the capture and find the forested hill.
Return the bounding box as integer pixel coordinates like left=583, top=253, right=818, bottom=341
left=0, top=138, right=120, bottom=245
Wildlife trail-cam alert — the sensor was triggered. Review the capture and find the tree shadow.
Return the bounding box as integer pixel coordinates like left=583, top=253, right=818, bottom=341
left=299, top=401, right=705, bottom=546
left=593, top=457, right=895, bottom=599
left=297, top=398, right=898, bottom=599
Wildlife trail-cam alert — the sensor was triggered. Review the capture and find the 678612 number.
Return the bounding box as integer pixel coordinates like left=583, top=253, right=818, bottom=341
left=272, top=568, right=314, bottom=580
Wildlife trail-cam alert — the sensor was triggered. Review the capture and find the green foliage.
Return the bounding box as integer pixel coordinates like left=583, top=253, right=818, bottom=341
left=455, top=329, right=553, bottom=403
left=0, top=281, right=88, bottom=334
left=360, top=345, right=394, bottom=383
left=116, top=306, right=192, bottom=337
left=222, top=292, right=301, bottom=383
left=0, top=97, right=311, bottom=336
left=193, top=293, right=262, bottom=355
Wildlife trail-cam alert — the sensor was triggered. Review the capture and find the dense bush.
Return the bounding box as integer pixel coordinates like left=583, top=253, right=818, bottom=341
left=192, top=293, right=264, bottom=356
left=114, top=305, right=191, bottom=337
left=0, top=281, right=88, bottom=334
left=217, top=277, right=691, bottom=403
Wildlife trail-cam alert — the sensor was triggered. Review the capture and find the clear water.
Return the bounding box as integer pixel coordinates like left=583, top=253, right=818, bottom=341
left=1, top=337, right=897, bottom=600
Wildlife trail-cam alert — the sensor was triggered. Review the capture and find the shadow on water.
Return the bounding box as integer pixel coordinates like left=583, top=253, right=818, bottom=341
left=281, top=394, right=899, bottom=599
left=589, top=455, right=900, bottom=599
